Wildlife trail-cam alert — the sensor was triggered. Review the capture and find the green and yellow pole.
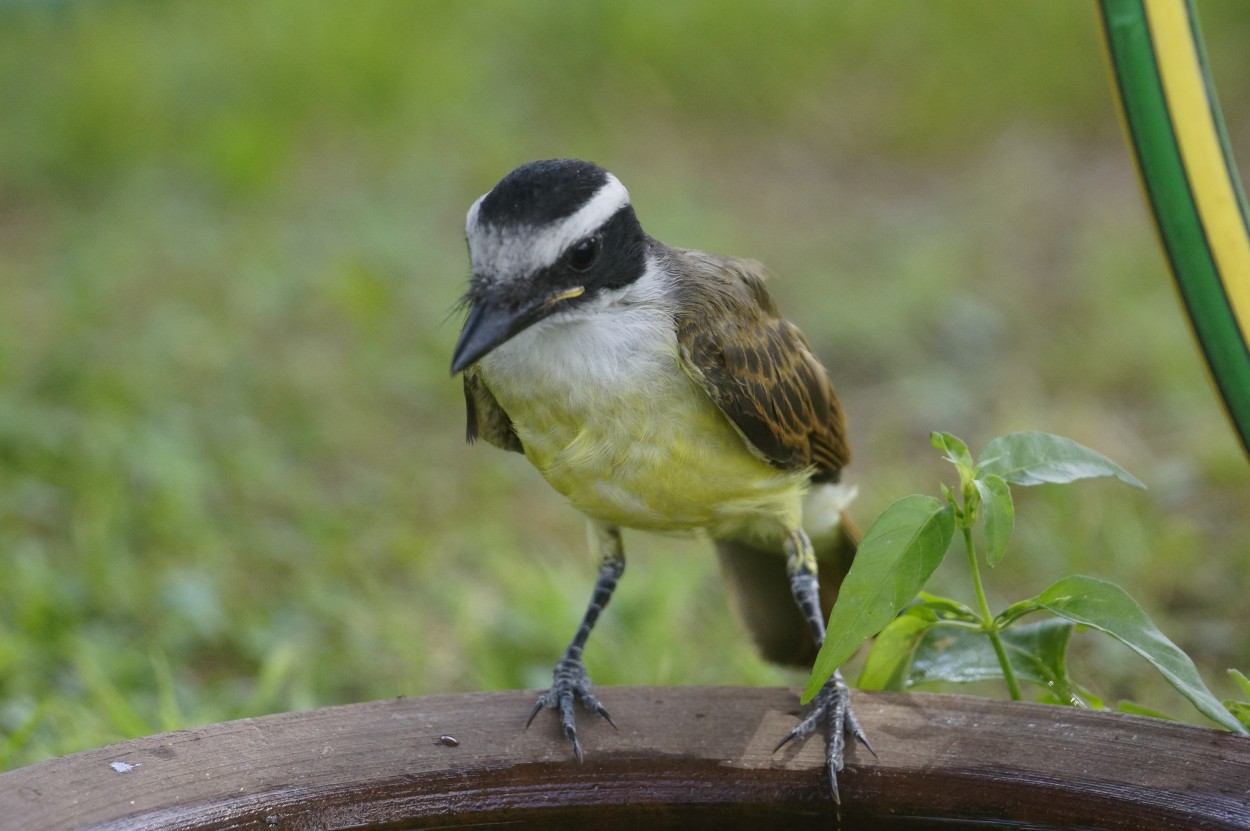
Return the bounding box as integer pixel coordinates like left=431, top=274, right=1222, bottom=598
left=1098, top=0, right=1250, bottom=457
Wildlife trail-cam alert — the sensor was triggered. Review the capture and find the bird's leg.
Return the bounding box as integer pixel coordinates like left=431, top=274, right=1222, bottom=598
left=526, top=522, right=623, bottom=762
left=775, top=527, right=872, bottom=804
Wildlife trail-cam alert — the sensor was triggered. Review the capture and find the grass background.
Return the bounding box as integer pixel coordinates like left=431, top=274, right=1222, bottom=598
left=2, top=1, right=1249, bottom=769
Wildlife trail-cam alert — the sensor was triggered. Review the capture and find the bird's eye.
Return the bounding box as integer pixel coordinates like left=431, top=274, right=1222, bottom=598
left=566, top=237, right=601, bottom=271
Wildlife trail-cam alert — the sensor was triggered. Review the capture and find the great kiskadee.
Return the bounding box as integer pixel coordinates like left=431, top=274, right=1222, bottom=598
left=451, top=159, right=869, bottom=801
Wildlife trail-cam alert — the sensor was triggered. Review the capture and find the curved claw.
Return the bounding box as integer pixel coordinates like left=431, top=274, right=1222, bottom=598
left=525, top=698, right=545, bottom=730
left=773, top=707, right=823, bottom=753
left=526, top=656, right=615, bottom=763
left=773, top=669, right=870, bottom=805
left=845, top=705, right=876, bottom=758
left=556, top=685, right=582, bottom=762
left=587, top=698, right=618, bottom=730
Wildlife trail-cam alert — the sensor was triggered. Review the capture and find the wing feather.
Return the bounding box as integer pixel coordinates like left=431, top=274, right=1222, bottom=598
left=671, top=249, right=849, bottom=481
left=463, top=369, right=524, bottom=454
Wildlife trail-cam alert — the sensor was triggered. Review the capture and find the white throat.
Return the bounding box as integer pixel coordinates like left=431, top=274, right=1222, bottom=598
left=478, top=256, right=677, bottom=395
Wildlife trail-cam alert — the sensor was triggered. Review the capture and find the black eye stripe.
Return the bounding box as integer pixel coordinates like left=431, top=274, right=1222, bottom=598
left=525, top=206, right=645, bottom=297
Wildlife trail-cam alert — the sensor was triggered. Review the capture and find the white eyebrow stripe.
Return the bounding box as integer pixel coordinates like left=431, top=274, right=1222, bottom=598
left=529, top=173, right=630, bottom=269
left=466, top=174, right=631, bottom=280
left=465, top=193, right=486, bottom=237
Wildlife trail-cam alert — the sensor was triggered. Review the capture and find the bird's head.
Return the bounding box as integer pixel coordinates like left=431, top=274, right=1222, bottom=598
left=451, top=159, right=649, bottom=375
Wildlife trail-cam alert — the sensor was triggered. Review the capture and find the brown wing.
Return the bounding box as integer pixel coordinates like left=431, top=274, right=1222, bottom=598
left=671, top=249, right=849, bottom=482
left=463, top=368, right=524, bottom=454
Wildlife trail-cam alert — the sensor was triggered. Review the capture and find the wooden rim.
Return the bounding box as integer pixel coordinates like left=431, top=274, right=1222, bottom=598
left=2, top=687, right=1249, bottom=830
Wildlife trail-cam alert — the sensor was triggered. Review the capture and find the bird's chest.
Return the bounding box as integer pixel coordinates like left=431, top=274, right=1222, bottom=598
left=476, top=309, right=799, bottom=533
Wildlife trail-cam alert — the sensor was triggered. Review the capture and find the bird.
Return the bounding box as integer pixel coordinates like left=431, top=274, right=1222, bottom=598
left=450, top=158, right=870, bottom=802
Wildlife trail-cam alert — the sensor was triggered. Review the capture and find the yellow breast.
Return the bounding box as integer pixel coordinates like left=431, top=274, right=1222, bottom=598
left=477, top=303, right=805, bottom=540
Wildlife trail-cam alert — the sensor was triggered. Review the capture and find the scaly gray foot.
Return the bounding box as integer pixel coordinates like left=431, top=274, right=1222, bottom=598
left=775, top=669, right=873, bottom=804
left=526, top=655, right=616, bottom=762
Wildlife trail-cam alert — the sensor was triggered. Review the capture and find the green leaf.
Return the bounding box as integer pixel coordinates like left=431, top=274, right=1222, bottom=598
left=915, top=591, right=981, bottom=623
left=978, top=432, right=1145, bottom=489
left=1224, top=701, right=1250, bottom=730
left=931, top=431, right=974, bottom=471
left=974, top=473, right=1014, bottom=566
left=1038, top=576, right=1248, bottom=733
left=858, top=611, right=934, bottom=691
left=994, top=597, right=1043, bottom=628
left=1116, top=700, right=1176, bottom=720
left=1037, top=682, right=1105, bottom=710
left=1227, top=670, right=1250, bottom=730
left=1003, top=619, right=1080, bottom=703
left=1230, top=668, right=1250, bottom=699
left=803, top=494, right=956, bottom=702
left=905, top=618, right=1081, bottom=705
left=1073, top=683, right=1106, bottom=710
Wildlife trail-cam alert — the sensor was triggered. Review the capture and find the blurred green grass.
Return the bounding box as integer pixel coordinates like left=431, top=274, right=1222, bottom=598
left=2, top=0, right=1249, bottom=769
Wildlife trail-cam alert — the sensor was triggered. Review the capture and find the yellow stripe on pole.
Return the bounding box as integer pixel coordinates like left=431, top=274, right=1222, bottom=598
left=1144, top=0, right=1250, bottom=337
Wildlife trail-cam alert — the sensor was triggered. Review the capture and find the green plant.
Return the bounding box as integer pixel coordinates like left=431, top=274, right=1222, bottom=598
left=1226, top=669, right=1250, bottom=730
left=804, top=431, right=1249, bottom=735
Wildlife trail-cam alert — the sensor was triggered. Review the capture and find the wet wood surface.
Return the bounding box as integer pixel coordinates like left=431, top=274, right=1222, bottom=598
left=2, top=687, right=1248, bottom=830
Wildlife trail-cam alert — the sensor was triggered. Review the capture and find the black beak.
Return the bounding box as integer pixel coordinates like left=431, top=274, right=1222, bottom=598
left=451, top=285, right=587, bottom=375
left=450, top=296, right=540, bottom=375
left=452, top=299, right=520, bottom=374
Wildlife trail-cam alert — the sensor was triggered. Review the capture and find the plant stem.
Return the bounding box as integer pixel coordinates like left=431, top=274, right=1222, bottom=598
left=963, top=525, right=1023, bottom=700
